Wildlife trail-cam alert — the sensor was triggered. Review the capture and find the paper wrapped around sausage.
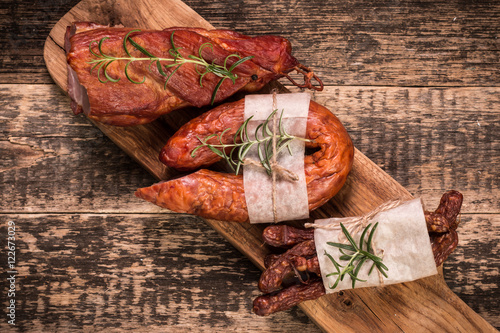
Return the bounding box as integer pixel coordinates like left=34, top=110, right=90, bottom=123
left=313, top=199, right=437, bottom=293
left=243, top=93, right=309, bottom=223
left=135, top=95, right=354, bottom=222
left=253, top=191, right=463, bottom=316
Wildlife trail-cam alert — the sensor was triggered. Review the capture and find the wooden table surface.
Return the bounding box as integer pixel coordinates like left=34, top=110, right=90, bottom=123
left=1, top=0, right=499, bottom=332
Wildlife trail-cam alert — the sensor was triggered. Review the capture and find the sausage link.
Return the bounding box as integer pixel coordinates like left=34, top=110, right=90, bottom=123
left=430, top=190, right=463, bottom=231
left=424, top=212, right=450, bottom=233
left=254, top=191, right=464, bottom=315
left=264, top=254, right=281, bottom=268
left=253, top=279, right=325, bottom=316
left=259, top=240, right=317, bottom=293
left=431, top=230, right=459, bottom=267
left=136, top=98, right=354, bottom=222
left=264, top=254, right=321, bottom=278
left=262, top=225, right=315, bottom=248
left=426, top=190, right=463, bottom=266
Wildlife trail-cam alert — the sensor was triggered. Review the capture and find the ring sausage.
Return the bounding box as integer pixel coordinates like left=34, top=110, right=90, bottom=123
left=135, top=98, right=354, bottom=222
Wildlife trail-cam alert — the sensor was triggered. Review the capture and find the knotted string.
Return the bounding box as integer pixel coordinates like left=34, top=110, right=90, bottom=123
left=305, top=199, right=405, bottom=284
left=241, top=158, right=299, bottom=182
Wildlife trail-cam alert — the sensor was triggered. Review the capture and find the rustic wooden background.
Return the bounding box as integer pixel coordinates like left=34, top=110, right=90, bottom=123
left=1, top=0, right=499, bottom=332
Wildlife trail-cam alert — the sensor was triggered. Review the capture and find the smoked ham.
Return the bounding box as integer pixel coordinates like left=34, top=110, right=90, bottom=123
left=65, top=22, right=322, bottom=126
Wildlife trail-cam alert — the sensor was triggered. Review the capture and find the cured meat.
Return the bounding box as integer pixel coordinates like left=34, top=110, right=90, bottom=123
left=65, top=22, right=323, bottom=126
left=253, top=190, right=464, bottom=316
left=135, top=98, right=354, bottom=222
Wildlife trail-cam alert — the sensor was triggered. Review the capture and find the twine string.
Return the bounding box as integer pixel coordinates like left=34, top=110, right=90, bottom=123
left=242, top=90, right=301, bottom=222
left=305, top=199, right=405, bottom=285
left=304, top=200, right=404, bottom=232
left=242, top=158, right=299, bottom=182
left=271, top=91, right=279, bottom=223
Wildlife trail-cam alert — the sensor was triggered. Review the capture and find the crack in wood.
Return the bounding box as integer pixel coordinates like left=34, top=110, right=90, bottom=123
left=48, top=33, right=65, bottom=52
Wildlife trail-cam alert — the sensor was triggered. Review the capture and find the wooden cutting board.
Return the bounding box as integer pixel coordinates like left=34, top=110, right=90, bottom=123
left=43, top=0, right=496, bottom=331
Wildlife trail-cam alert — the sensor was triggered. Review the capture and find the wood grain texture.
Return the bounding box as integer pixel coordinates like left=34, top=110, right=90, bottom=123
left=0, top=214, right=319, bottom=332
left=2, top=0, right=500, bottom=86
left=1, top=83, right=499, bottom=330
left=0, top=0, right=498, bottom=331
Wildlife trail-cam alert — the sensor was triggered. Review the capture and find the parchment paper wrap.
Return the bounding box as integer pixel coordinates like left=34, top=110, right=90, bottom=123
left=243, top=93, right=310, bottom=224
left=314, top=199, right=437, bottom=293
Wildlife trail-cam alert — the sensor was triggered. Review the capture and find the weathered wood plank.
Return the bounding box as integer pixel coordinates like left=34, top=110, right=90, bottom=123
left=0, top=214, right=320, bottom=332
left=1, top=84, right=497, bottom=214
left=443, top=214, right=500, bottom=328
left=1, top=83, right=498, bottom=328
left=0, top=213, right=497, bottom=331
left=0, top=85, right=162, bottom=213
left=1, top=0, right=499, bottom=86
left=1, top=0, right=498, bottom=330
left=189, top=0, right=500, bottom=87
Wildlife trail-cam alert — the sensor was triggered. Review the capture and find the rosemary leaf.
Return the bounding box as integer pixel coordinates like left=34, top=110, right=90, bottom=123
left=229, top=55, right=254, bottom=72
left=324, top=222, right=388, bottom=290
left=377, top=264, right=390, bottom=278
left=352, top=256, right=369, bottom=288
left=367, top=222, right=379, bottom=253
left=103, top=60, right=120, bottom=83
left=326, top=242, right=356, bottom=252
left=88, top=29, right=254, bottom=104
left=211, top=78, right=226, bottom=105
left=124, top=61, right=146, bottom=84
left=340, top=223, right=359, bottom=252
left=359, top=223, right=372, bottom=251
left=127, top=36, right=155, bottom=58
left=207, top=145, right=224, bottom=158
left=156, top=60, right=167, bottom=76
left=123, top=30, right=140, bottom=57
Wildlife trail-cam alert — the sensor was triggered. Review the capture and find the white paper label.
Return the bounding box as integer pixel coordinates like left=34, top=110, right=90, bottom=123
left=243, top=93, right=310, bottom=224
left=314, top=199, right=437, bottom=293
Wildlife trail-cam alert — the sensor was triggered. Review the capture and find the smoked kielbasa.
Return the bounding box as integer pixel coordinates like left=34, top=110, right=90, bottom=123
left=135, top=98, right=354, bottom=222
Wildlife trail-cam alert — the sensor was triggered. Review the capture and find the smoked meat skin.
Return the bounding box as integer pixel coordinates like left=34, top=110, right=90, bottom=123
left=65, top=22, right=301, bottom=126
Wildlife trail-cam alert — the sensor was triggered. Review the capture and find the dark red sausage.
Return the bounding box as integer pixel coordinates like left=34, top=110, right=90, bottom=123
left=253, top=190, right=464, bottom=316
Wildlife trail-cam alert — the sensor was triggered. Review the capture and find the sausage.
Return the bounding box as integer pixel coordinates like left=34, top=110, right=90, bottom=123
left=262, top=224, right=315, bottom=248
left=253, top=279, right=325, bottom=316
left=254, top=190, right=464, bottom=316
left=426, top=190, right=463, bottom=266
left=258, top=240, right=317, bottom=293
left=135, top=98, right=354, bottom=222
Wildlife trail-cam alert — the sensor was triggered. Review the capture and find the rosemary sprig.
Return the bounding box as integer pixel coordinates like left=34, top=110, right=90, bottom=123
left=324, top=222, right=388, bottom=290
left=191, top=109, right=310, bottom=176
left=88, top=30, right=254, bottom=104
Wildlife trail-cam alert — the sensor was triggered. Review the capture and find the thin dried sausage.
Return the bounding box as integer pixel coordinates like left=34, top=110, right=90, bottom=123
left=254, top=190, right=464, bottom=315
